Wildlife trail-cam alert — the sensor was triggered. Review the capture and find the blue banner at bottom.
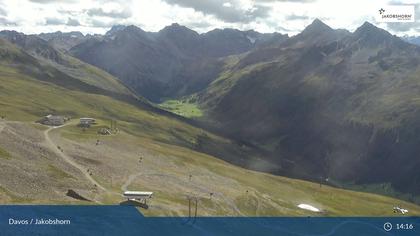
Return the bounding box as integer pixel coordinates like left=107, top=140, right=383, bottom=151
left=0, top=206, right=418, bottom=236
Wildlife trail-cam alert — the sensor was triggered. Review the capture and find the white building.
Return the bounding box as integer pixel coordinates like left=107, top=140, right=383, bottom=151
left=79, top=118, right=96, bottom=127
left=123, top=191, right=153, bottom=204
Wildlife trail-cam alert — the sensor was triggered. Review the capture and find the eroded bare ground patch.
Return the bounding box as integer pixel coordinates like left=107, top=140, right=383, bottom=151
left=0, top=122, right=95, bottom=204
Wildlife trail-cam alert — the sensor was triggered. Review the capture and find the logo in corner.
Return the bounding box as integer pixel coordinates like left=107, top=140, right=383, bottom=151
left=379, top=8, right=385, bottom=15
left=376, top=5, right=415, bottom=23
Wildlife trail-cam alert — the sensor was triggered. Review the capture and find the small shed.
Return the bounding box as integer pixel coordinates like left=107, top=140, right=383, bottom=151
left=79, top=118, right=96, bottom=127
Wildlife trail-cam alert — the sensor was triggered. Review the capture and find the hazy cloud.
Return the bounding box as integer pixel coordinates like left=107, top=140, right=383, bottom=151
left=286, top=14, right=309, bottom=20
left=0, top=0, right=416, bottom=36
left=45, top=17, right=66, bottom=25
left=87, top=7, right=131, bottom=19
left=28, top=0, right=77, bottom=3
left=387, top=22, right=418, bottom=32
left=0, top=6, right=7, bottom=16
left=265, top=19, right=293, bottom=32
left=57, top=9, right=82, bottom=16
left=187, top=21, right=212, bottom=29
left=88, top=18, right=119, bottom=28
left=66, top=17, right=80, bottom=26
left=256, top=0, right=316, bottom=2
left=161, top=0, right=270, bottom=23
left=0, top=17, right=17, bottom=26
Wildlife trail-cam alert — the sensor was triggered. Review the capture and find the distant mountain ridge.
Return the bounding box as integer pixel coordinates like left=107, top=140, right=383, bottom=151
left=69, top=24, right=288, bottom=101
left=38, top=31, right=99, bottom=52
left=0, top=30, right=64, bottom=63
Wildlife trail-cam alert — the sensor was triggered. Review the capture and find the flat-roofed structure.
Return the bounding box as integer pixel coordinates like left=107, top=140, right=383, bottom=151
left=79, top=117, right=96, bottom=127
left=123, top=191, right=153, bottom=204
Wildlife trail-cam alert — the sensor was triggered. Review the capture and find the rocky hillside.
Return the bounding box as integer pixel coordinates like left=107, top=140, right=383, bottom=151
left=194, top=20, right=420, bottom=198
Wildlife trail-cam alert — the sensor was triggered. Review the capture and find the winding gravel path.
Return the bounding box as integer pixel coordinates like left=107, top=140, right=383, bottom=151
left=43, top=123, right=107, bottom=192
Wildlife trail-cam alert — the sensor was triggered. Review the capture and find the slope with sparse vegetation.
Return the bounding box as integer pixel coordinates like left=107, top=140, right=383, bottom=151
left=190, top=20, right=420, bottom=202
left=1, top=33, right=420, bottom=216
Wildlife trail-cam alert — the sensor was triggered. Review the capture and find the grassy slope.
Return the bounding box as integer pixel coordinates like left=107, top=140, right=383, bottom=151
left=0, top=65, right=224, bottom=146
left=0, top=37, right=131, bottom=96
left=51, top=53, right=132, bottom=95
left=53, top=123, right=420, bottom=216
left=1, top=39, right=420, bottom=216
left=0, top=68, right=420, bottom=215
left=159, top=99, right=203, bottom=118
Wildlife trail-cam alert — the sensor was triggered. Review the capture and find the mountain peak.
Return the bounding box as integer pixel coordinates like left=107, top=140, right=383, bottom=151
left=347, top=21, right=415, bottom=51
left=124, top=25, right=144, bottom=32
left=301, top=19, right=332, bottom=35
left=168, top=23, right=182, bottom=28
left=352, top=21, right=395, bottom=45
left=355, top=21, right=381, bottom=33
left=105, top=25, right=145, bottom=35
left=158, top=23, right=200, bottom=44
left=105, top=25, right=126, bottom=36
left=354, top=21, right=393, bottom=36
left=104, top=25, right=148, bottom=40
left=312, top=18, right=326, bottom=25
left=160, top=23, right=197, bottom=34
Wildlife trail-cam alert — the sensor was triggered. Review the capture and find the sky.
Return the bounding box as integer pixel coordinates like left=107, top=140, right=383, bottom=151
left=0, top=0, right=419, bottom=36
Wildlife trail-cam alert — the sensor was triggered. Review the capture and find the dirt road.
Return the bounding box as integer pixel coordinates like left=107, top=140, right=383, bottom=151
left=43, top=123, right=107, bottom=192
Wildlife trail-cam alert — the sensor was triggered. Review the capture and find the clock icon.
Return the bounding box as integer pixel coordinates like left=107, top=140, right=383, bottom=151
left=384, top=222, right=393, bottom=232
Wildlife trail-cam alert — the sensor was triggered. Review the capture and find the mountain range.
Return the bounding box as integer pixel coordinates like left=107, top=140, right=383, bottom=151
left=37, top=31, right=100, bottom=52
left=69, top=24, right=287, bottom=101
left=1, top=19, right=420, bottom=203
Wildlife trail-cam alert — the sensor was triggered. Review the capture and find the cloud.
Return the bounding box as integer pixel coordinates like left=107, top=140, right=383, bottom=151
left=57, top=9, right=82, bottom=16
left=387, top=22, right=418, bottom=32
left=0, top=0, right=412, bottom=36
left=161, top=0, right=271, bottom=23
left=0, top=6, right=7, bottom=16
left=186, top=21, right=212, bottom=29
left=66, top=17, right=81, bottom=26
left=87, top=7, right=132, bottom=19
left=0, top=17, right=17, bottom=26
left=285, top=14, right=309, bottom=20
left=45, top=17, right=66, bottom=25
left=28, top=0, right=77, bottom=3
left=264, top=19, right=293, bottom=32
left=173, top=20, right=213, bottom=32
left=256, top=0, right=316, bottom=2
left=88, top=18, right=119, bottom=28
